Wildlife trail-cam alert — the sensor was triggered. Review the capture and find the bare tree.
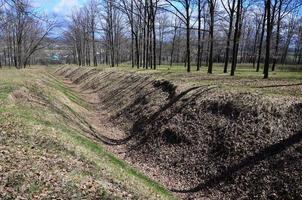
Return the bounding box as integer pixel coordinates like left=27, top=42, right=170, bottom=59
left=207, top=0, right=217, bottom=74
left=263, top=0, right=278, bottom=79
left=164, top=0, right=195, bottom=72
left=221, top=0, right=236, bottom=73
left=230, top=0, right=243, bottom=76
left=0, top=0, right=56, bottom=68
left=57, top=0, right=302, bottom=75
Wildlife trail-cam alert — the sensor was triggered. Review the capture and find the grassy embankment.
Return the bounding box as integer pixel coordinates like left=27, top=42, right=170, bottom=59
left=85, top=63, right=302, bottom=99
left=0, top=66, right=175, bottom=200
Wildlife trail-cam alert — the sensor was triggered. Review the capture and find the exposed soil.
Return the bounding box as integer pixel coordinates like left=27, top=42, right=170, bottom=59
left=56, top=66, right=302, bottom=200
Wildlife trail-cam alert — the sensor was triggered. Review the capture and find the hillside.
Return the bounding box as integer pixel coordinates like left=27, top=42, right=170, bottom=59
left=0, top=67, right=173, bottom=200
left=56, top=66, right=302, bottom=199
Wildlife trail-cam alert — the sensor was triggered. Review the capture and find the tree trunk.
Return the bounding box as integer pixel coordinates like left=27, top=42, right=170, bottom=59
left=252, top=14, right=262, bottom=68
left=272, top=1, right=282, bottom=71
left=186, top=1, right=191, bottom=72
left=170, top=26, right=177, bottom=68
left=197, top=0, right=202, bottom=71
left=256, top=6, right=266, bottom=72
left=263, top=0, right=272, bottom=79
left=131, top=0, right=134, bottom=68
left=223, top=0, right=236, bottom=73
left=208, top=1, right=214, bottom=74
left=230, top=0, right=241, bottom=76
left=92, top=18, right=97, bottom=66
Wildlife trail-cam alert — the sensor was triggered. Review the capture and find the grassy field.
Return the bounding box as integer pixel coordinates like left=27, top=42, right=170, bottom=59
left=0, top=66, right=175, bottom=199
left=86, top=63, right=302, bottom=99
left=89, top=63, right=302, bottom=80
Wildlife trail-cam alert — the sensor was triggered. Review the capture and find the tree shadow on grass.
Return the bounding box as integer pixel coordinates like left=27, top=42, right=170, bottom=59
left=256, top=82, right=302, bottom=88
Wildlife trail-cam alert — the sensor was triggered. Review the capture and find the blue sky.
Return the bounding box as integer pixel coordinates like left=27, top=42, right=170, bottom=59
left=33, top=0, right=87, bottom=15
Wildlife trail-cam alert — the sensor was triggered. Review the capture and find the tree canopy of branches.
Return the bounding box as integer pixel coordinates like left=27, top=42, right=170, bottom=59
left=0, top=0, right=56, bottom=68
left=1, top=0, right=302, bottom=78
left=62, top=0, right=302, bottom=78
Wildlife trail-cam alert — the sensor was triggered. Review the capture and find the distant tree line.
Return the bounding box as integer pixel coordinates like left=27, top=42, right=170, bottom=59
left=64, top=0, right=302, bottom=78
left=0, top=0, right=56, bottom=68
left=0, top=0, right=301, bottom=78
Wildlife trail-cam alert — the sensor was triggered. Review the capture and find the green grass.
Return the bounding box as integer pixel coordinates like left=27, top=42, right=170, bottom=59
left=0, top=83, right=15, bottom=100
left=44, top=73, right=90, bottom=108
left=8, top=105, right=174, bottom=199
left=38, top=63, right=302, bottom=84
left=0, top=66, right=176, bottom=200
left=79, top=63, right=302, bottom=100
left=60, top=124, right=175, bottom=199
left=27, top=182, right=41, bottom=195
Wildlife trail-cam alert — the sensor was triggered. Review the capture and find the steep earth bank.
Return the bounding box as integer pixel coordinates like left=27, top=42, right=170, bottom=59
left=56, top=66, right=302, bottom=199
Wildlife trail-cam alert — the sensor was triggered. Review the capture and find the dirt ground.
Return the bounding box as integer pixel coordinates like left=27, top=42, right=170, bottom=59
left=56, top=66, right=302, bottom=200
